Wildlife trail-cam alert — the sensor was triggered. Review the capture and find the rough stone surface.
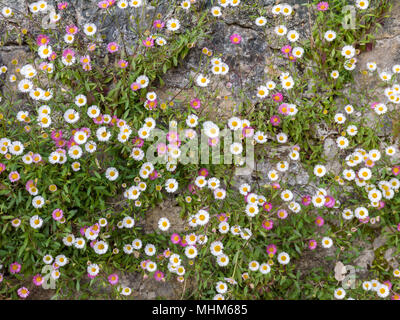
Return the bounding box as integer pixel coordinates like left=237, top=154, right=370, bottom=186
left=139, top=198, right=187, bottom=234
left=233, top=145, right=314, bottom=195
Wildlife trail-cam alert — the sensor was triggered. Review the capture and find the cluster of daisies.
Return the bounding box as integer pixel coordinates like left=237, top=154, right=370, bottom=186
left=334, top=276, right=397, bottom=300
left=194, top=56, right=230, bottom=88
left=210, top=0, right=241, bottom=18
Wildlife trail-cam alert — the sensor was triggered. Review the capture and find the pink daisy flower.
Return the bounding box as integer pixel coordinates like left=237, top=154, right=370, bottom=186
left=262, top=220, right=274, bottom=230
left=9, top=171, right=20, bottom=182
left=107, top=42, right=119, bottom=53
left=272, top=92, right=283, bottom=102
left=67, top=138, right=77, bottom=149
left=169, top=138, right=182, bottom=148
left=281, top=45, right=292, bottom=55
left=365, top=158, right=375, bottom=168
left=82, top=62, right=93, bottom=71
left=80, top=227, right=87, bottom=236
left=270, top=115, right=281, bottom=126
left=171, top=233, right=181, bottom=244
left=17, top=287, right=29, bottom=299
left=80, top=55, right=91, bottom=64
left=179, top=238, right=188, bottom=247
left=145, top=100, right=157, bottom=110
left=383, top=281, right=392, bottom=290
left=308, top=239, right=317, bottom=250
left=370, top=101, right=379, bottom=109
left=33, top=274, right=44, bottom=286
left=39, top=62, right=49, bottom=71
left=142, top=37, right=154, bottom=47
left=242, top=126, right=254, bottom=138
left=49, top=52, right=57, bottom=61
left=56, top=148, right=66, bottom=156
left=54, top=139, right=66, bottom=148
left=149, top=170, right=159, bottom=180
left=277, top=209, right=288, bottom=219
left=140, top=260, right=149, bottom=270
left=266, top=244, right=277, bottom=256
left=278, top=103, right=289, bottom=115
left=315, top=216, right=324, bottom=227
left=118, top=59, right=128, bottom=68
left=110, top=115, right=119, bottom=126
left=10, top=262, right=21, bottom=274
left=360, top=217, right=370, bottom=224
left=263, top=202, right=272, bottom=212
left=301, top=195, right=311, bottom=206
left=163, top=249, right=171, bottom=258
left=81, top=127, right=91, bottom=137
left=88, top=43, right=97, bottom=51
left=154, top=270, right=164, bottom=281
left=217, top=213, right=228, bottom=222
left=98, top=0, right=110, bottom=9
left=324, top=196, right=335, bottom=208
left=62, top=48, right=75, bottom=60
left=52, top=209, right=64, bottom=221
left=153, top=20, right=165, bottom=29
left=0, top=163, right=5, bottom=174
left=90, top=223, right=101, bottom=234
left=53, top=141, right=66, bottom=154
left=166, top=131, right=179, bottom=143
left=25, top=180, right=35, bottom=192
left=190, top=98, right=201, bottom=109
left=108, top=273, right=119, bottom=285
left=66, top=25, right=78, bottom=35
left=157, top=143, right=167, bottom=155
left=230, top=33, right=242, bottom=44
left=199, top=168, right=209, bottom=177
left=37, top=34, right=50, bottom=46
left=58, top=2, right=68, bottom=10
left=392, top=166, right=400, bottom=176
left=51, top=130, right=63, bottom=141
left=208, top=137, right=219, bottom=147
left=132, top=137, right=144, bottom=148
left=130, top=82, right=141, bottom=91
left=32, top=153, right=42, bottom=163
left=317, top=2, right=329, bottom=11
left=93, top=115, right=104, bottom=124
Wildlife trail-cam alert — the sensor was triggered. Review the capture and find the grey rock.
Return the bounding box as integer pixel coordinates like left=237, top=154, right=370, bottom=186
left=384, top=247, right=399, bottom=269
left=354, top=249, right=375, bottom=272
left=323, top=138, right=342, bottom=175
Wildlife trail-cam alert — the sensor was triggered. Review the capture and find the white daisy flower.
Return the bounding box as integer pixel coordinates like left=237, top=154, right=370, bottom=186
left=30, top=215, right=43, bottom=229
left=166, top=18, right=180, bottom=31
left=83, top=23, right=97, bottom=36
left=158, top=217, right=170, bottom=231
left=277, top=252, right=290, bottom=265
left=105, top=167, right=119, bottom=181
left=216, top=254, right=229, bottom=267
left=334, top=288, right=346, bottom=299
